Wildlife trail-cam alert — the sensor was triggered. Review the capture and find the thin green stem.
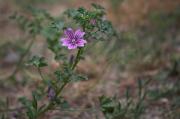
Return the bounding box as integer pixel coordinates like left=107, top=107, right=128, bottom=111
left=37, top=24, right=86, bottom=117
left=38, top=47, right=84, bottom=117
left=71, top=48, right=83, bottom=70
left=38, top=68, right=46, bottom=81
left=39, top=81, right=68, bottom=114
left=9, top=37, right=35, bottom=79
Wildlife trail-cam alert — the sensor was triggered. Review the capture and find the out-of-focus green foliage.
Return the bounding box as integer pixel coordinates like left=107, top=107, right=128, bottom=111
left=100, top=79, right=150, bottom=119
left=28, top=56, right=47, bottom=68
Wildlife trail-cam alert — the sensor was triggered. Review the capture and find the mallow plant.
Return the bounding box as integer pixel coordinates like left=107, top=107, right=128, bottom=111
left=3, top=3, right=117, bottom=119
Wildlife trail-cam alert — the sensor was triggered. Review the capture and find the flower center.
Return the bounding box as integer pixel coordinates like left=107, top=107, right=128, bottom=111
left=71, top=39, right=76, bottom=44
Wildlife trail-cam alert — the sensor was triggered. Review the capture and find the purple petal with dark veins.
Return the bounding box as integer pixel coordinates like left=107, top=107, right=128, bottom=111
left=74, top=29, right=85, bottom=39
left=68, top=44, right=77, bottom=49
left=60, top=28, right=87, bottom=50
left=64, top=28, right=74, bottom=39
left=76, top=39, right=87, bottom=47
left=61, top=38, right=71, bottom=46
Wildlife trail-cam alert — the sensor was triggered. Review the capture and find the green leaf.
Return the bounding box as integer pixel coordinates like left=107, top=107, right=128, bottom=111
left=55, top=54, right=66, bottom=61
left=32, top=93, right=38, bottom=110
left=55, top=97, right=70, bottom=109
left=91, top=3, right=105, bottom=10
left=54, top=70, right=64, bottom=81
left=99, top=96, right=115, bottom=113
left=73, top=74, right=88, bottom=82
left=28, top=56, right=47, bottom=67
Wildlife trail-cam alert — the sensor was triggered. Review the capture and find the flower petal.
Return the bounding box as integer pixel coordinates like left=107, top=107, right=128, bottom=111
left=61, top=38, right=70, bottom=46
left=75, top=29, right=85, bottom=39
left=64, top=28, right=74, bottom=39
left=68, top=44, right=77, bottom=49
left=77, top=39, right=87, bottom=47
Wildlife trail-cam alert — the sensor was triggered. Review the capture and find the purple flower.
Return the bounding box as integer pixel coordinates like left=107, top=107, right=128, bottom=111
left=47, top=87, right=55, bottom=100
left=60, top=28, right=87, bottom=49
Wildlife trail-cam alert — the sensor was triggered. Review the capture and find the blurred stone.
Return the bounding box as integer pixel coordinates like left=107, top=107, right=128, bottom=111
left=159, top=98, right=169, bottom=105
left=4, top=50, right=20, bottom=63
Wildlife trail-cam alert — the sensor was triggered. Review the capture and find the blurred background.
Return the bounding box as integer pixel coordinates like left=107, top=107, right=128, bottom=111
left=0, top=0, right=180, bottom=119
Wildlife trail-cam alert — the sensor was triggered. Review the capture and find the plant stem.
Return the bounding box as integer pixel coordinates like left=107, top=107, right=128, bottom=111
left=71, top=47, right=83, bottom=70
left=38, top=25, right=86, bottom=117
left=38, top=68, right=46, bottom=81
left=9, top=37, right=35, bottom=79
left=38, top=47, right=84, bottom=117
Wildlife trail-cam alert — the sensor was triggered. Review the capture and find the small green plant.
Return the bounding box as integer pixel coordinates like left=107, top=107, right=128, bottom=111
left=99, top=79, right=151, bottom=119
left=1, top=3, right=116, bottom=119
